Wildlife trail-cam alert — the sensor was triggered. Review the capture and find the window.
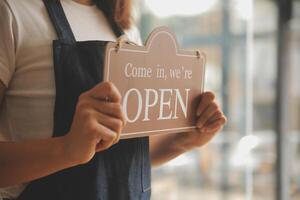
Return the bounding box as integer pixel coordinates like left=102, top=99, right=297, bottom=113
left=132, top=0, right=300, bottom=199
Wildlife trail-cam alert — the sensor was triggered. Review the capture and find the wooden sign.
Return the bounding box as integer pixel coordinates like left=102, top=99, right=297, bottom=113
left=104, top=26, right=206, bottom=139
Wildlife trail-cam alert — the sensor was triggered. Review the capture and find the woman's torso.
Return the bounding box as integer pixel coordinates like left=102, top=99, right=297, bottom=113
left=0, top=0, right=141, bottom=198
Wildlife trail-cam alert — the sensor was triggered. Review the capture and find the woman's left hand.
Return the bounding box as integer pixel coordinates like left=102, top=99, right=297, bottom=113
left=177, top=91, right=227, bottom=150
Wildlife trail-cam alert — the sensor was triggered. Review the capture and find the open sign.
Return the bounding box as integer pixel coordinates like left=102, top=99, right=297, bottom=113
left=104, top=26, right=206, bottom=139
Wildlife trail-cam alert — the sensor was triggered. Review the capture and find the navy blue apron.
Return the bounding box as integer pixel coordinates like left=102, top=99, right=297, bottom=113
left=17, top=0, right=151, bottom=199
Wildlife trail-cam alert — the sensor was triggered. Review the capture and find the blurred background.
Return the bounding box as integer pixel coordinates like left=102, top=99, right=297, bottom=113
left=132, top=0, right=300, bottom=199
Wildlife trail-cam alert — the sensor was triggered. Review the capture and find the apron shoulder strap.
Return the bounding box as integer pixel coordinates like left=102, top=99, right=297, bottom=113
left=43, top=0, right=76, bottom=43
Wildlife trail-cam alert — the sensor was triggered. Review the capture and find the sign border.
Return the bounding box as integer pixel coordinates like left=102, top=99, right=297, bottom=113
left=104, top=27, right=206, bottom=139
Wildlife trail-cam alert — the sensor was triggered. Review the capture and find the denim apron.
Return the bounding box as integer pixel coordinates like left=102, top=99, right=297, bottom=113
left=17, top=0, right=151, bottom=199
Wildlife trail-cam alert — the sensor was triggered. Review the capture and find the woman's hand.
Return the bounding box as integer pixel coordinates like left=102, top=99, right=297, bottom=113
left=0, top=82, right=126, bottom=187
left=177, top=91, right=227, bottom=150
left=63, top=82, right=126, bottom=165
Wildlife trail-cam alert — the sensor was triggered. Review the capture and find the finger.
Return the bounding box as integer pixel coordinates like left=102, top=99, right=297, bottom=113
left=88, top=98, right=126, bottom=126
left=96, top=140, right=111, bottom=152
left=206, top=111, right=223, bottom=124
left=196, top=92, right=215, bottom=117
left=86, top=110, right=121, bottom=147
left=114, top=130, right=121, bottom=145
left=89, top=81, right=122, bottom=103
left=196, top=102, right=219, bottom=129
left=94, top=111, right=123, bottom=134
left=94, top=112, right=122, bottom=145
left=95, top=124, right=118, bottom=152
left=97, top=133, right=120, bottom=150
left=205, top=114, right=227, bottom=127
left=201, top=117, right=227, bottom=132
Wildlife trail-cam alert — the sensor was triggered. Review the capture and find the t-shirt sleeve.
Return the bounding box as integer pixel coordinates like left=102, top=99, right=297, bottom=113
left=0, top=0, right=16, bottom=87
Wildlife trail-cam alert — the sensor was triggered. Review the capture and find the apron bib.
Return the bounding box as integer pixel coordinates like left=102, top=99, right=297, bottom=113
left=17, top=0, right=151, bottom=199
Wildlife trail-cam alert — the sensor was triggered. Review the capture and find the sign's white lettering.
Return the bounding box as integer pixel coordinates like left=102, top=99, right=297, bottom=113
left=122, top=88, right=190, bottom=123
left=104, top=26, right=206, bottom=139
left=124, top=63, right=152, bottom=78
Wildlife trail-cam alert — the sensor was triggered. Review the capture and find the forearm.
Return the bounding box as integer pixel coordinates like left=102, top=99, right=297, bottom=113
left=150, top=133, right=193, bottom=167
left=0, top=136, right=74, bottom=187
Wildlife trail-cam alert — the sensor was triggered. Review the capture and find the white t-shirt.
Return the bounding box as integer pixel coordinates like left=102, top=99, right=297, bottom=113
left=0, top=0, right=141, bottom=198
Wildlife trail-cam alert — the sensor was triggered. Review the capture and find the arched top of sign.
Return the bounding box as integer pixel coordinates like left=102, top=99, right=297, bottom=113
left=144, top=26, right=179, bottom=55
left=111, top=26, right=205, bottom=60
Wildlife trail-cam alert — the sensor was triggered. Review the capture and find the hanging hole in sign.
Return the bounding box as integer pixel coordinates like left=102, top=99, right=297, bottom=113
left=196, top=50, right=201, bottom=59
left=115, top=35, right=139, bottom=52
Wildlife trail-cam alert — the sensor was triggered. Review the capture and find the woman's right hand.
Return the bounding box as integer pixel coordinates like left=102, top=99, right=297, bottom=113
left=63, top=81, right=126, bottom=165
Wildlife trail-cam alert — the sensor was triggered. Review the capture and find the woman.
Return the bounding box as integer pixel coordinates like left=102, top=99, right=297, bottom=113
left=0, top=0, right=227, bottom=199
